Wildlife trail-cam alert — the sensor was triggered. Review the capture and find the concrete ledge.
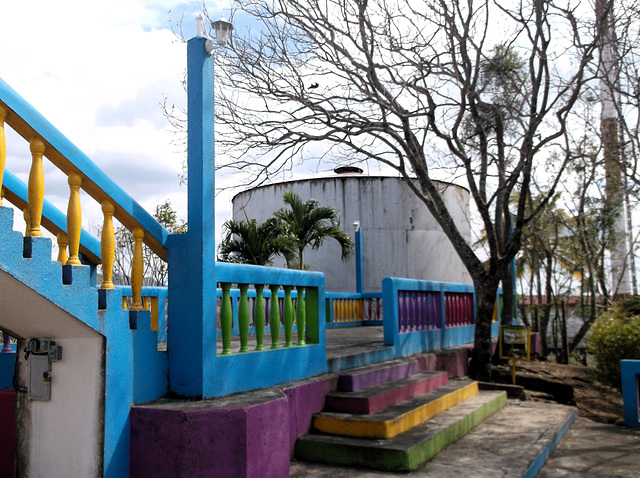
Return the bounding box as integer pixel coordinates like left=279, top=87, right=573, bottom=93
left=521, top=407, right=578, bottom=478
left=478, top=381, right=526, bottom=400
left=621, top=360, right=640, bottom=428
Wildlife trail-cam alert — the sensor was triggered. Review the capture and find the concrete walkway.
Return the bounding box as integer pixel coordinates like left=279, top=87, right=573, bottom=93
left=538, top=417, right=640, bottom=477
left=290, top=402, right=640, bottom=477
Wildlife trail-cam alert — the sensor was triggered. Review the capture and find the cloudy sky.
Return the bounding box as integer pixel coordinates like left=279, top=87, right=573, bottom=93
left=0, top=0, right=234, bottom=241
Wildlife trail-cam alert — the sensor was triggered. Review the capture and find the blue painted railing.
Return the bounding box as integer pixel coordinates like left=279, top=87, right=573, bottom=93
left=0, top=77, right=168, bottom=260
left=118, top=286, right=169, bottom=342
left=325, top=291, right=383, bottom=328
left=383, top=277, right=500, bottom=356
left=209, top=262, right=327, bottom=395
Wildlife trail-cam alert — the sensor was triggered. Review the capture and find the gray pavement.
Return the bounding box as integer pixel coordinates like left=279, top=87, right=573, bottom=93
left=538, top=417, right=640, bottom=477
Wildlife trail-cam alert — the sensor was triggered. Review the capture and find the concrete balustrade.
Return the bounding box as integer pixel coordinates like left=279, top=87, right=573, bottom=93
left=217, top=283, right=311, bottom=353
left=324, top=293, right=383, bottom=329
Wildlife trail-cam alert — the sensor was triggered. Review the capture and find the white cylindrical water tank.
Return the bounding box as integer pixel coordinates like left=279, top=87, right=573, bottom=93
left=230, top=172, right=472, bottom=292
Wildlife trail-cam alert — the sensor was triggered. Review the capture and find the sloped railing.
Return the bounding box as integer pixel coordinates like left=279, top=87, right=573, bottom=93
left=0, top=78, right=169, bottom=313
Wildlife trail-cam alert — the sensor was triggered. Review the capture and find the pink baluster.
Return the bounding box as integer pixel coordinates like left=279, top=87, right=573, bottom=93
left=1, top=331, right=12, bottom=352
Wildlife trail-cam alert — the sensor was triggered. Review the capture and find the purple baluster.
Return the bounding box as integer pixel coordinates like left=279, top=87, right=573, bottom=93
left=249, top=296, right=255, bottom=327
left=1, top=332, right=12, bottom=353
left=444, top=293, right=451, bottom=327
left=453, top=294, right=459, bottom=327
left=409, top=292, right=416, bottom=331
left=398, top=291, right=407, bottom=333
left=418, top=292, right=426, bottom=330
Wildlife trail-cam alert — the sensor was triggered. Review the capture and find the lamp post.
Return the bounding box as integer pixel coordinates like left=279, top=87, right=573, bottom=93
left=354, top=221, right=364, bottom=294
left=168, top=15, right=232, bottom=398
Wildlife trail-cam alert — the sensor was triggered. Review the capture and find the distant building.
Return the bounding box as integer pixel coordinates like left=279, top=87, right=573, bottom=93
left=231, top=168, right=472, bottom=292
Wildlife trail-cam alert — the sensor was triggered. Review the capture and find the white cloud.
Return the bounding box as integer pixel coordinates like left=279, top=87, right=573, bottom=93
left=0, top=0, right=234, bottom=246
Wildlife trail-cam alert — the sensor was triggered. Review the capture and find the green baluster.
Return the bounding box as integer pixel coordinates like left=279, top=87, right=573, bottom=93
left=296, top=287, right=306, bottom=345
left=269, top=285, right=280, bottom=349
left=238, top=283, right=250, bottom=353
left=254, top=284, right=265, bottom=351
left=221, top=283, right=232, bottom=355
left=283, top=286, right=294, bottom=347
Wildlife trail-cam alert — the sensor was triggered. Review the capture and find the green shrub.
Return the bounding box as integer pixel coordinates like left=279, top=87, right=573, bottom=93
left=588, top=305, right=640, bottom=388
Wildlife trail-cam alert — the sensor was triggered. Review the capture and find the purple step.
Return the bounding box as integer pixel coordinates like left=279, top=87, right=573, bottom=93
left=327, top=371, right=449, bottom=414
left=338, top=358, right=428, bottom=392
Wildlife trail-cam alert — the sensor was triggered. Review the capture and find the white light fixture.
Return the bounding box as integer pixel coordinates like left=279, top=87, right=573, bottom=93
left=195, top=14, right=207, bottom=38
left=211, top=16, right=233, bottom=47
left=353, top=221, right=360, bottom=232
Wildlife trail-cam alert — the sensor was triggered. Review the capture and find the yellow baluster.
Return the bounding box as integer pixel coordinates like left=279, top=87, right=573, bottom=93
left=23, top=208, right=29, bottom=236
left=130, top=227, right=144, bottom=310
left=27, top=137, right=45, bottom=237
left=0, top=105, right=6, bottom=205
left=149, top=297, right=159, bottom=332
left=100, top=201, right=115, bottom=289
left=56, top=232, right=68, bottom=264
left=66, top=172, right=83, bottom=265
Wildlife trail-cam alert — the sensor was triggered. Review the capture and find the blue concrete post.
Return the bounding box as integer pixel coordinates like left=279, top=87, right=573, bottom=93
left=621, top=360, right=640, bottom=428
left=167, top=36, right=218, bottom=397
left=355, top=226, right=363, bottom=294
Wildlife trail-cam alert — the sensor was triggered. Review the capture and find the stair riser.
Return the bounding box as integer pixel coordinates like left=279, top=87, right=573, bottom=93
left=338, top=360, right=421, bottom=392
left=296, top=392, right=507, bottom=472
left=327, top=372, right=449, bottom=414
left=314, top=381, right=479, bottom=439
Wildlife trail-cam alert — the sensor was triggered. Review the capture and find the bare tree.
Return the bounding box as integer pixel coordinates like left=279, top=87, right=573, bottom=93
left=213, top=0, right=600, bottom=380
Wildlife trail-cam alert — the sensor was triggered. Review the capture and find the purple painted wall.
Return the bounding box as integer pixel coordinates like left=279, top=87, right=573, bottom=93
left=130, top=394, right=292, bottom=478
left=283, top=378, right=338, bottom=458
left=0, top=388, right=15, bottom=477
left=129, top=347, right=478, bottom=477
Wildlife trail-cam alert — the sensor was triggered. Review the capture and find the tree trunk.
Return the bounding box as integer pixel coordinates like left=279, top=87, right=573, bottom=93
left=539, top=254, right=553, bottom=356
left=558, top=300, right=569, bottom=364
left=469, top=281, right=499, bottom=382
left=501, top=263, right=515, bottom=325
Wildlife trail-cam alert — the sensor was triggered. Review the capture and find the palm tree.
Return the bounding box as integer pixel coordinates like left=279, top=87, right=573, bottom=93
left=274, top=191, right=354, bottom=270
left=218, top=217, right=294, bottom=266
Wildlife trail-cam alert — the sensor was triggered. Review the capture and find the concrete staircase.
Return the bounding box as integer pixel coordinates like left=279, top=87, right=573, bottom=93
left=295, top=358, right=507, bottom=472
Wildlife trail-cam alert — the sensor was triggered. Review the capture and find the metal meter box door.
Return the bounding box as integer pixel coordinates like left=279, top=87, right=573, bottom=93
left=25, top=339, right=62, bottom=401
left=28, top=354, right=52, bottom=400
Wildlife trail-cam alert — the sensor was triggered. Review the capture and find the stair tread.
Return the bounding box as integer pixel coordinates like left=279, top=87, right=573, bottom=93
left=337, top=357, right=423, bottom=391
left=313, top=379, right=478, bottom=438
left=319, top=378, right=475, bottom=422
left=329, top=370, right=448, bottom=400
left=326, top=370, right=449, bottom=414
left=296, top=390, right=508, bottom=471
